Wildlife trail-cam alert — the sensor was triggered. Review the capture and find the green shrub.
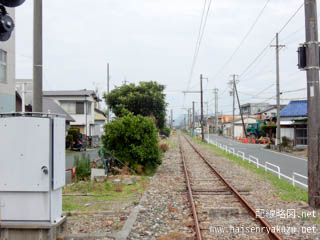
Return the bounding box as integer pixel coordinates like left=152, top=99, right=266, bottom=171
left=74, top=154, right=91, bottom=181
left=281, top=136, right=292, bottom=148
left=68, top=127, right=81, bottom=144
left=102, top=111, right=161, bottom=173
left=261, top=123, right=276, bottom=137
left=66, top=134, right=73, bottom=149
left=160, top=126, right=171, bottom=137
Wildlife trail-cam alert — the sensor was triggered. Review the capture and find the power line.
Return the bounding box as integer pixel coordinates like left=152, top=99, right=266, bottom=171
left=212, top=0, right=271, bottom=81
left=239, top=3, right=304, bottom=78
left=185, top=0, right=213, bottom=92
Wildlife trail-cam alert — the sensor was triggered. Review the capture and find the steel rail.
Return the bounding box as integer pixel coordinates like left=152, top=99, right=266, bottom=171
left=178, top=135, right=202, bottom=240
left=183, top=135, right=283, bottom=240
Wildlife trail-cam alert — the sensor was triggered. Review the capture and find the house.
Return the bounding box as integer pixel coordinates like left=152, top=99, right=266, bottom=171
left=280, top=100, right=307, bottom=146
left=43, top=90, right=101, bottom=137
left=94, top=108, right=107, bottom=137
left=240, top=103, right=272, bottom=115
left=223, top=117, right=257, bottom=137
left=256, top=105, right=286, bottom=121
left=0, top=8, right=15, bottom=113
left=15, top=93, right=74, bottom=128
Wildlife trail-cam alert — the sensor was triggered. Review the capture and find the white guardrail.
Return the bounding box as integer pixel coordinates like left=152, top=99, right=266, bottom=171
left=205, top=137, right=308, bottom=189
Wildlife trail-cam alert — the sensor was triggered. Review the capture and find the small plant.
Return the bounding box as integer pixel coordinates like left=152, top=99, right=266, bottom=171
left=105, top=182, right=112, bottom=191
left=281, top=136, right=292, bottom=148
left=74, top=154, right=91, bottom=181
left=160, top=126, right=171, bottom=137
left=66, top=212, right=72, bottom=217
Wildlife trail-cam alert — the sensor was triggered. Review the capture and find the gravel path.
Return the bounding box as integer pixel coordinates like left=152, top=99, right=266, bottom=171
left=128, top=134, right=319, bottom=239
left=128, top=135, right=195, bottom=239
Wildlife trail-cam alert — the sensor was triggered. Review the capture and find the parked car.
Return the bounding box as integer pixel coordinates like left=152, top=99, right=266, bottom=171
left=195, top=128, right=202, bottom=134
left=71, top=133, right=87, bottom=151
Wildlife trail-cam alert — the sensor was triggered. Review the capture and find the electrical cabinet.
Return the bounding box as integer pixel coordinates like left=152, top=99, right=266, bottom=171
left=0, top=115, right=65, bottom=223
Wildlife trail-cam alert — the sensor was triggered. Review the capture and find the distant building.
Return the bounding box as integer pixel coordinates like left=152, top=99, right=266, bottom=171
left=240, top=103, right=272, bottom=115
left=43, top=90, right=102, bottom=137
left=280, top=100, right=307, bottom=146
left=0, top=8, right=15, bottom=113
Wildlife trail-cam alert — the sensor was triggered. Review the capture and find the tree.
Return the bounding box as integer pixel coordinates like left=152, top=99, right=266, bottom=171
left=102, top=111, right=161, bottom=173
left=104, top=81, right=167, bottom=129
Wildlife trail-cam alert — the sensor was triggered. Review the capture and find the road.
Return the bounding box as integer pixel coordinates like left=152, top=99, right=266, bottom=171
left=207, top=134, right=308, bottom=186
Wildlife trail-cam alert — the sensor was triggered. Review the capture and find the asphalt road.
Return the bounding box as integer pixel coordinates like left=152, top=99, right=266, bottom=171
left=207, top=134, right=308, bottom=186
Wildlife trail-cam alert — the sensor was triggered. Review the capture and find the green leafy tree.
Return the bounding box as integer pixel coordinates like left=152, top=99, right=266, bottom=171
left=102, top=111, right=161, bottom=173
left=104, top=81, right=167, bottom=129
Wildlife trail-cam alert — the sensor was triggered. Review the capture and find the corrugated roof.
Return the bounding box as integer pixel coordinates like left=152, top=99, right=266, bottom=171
left=280, top=100, right=307, bottom=117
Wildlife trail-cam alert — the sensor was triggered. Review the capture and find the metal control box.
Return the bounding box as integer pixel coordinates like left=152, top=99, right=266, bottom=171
left=0, top=114, right=65, bottom=224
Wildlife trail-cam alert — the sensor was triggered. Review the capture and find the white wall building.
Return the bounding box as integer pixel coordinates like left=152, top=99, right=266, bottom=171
left=0, top=8, right=15, bottom=113
left=43, top=90, right=100, bottom=137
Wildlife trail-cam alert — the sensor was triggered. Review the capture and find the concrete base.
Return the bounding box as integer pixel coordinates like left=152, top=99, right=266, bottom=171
left=0, top=217, right=66, bottom=240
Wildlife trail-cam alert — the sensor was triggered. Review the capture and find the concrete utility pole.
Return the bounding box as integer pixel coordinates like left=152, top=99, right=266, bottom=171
left=192, top=101, right=195, bottom=134
left=107, top=63, right=110, bottom=122
left=234, top=79, right=247, bottom=137
left=271, top=33, right=285, bottom=152
left=200, top=74, right=205, bottom=142
left=304, top=0, right=320, bottom=208
left=170, top=109, right=173, bottom=129
left=213, top=88, right=219, bottom=133
left=187, top=108, right=190, bottom=130
left=33, top=0, right=43, bottom=112
left=231, top=75, right=236, bottom=140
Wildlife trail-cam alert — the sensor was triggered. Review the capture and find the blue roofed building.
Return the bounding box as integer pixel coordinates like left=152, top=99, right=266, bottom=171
left=280, top=100, right=307, bottom=146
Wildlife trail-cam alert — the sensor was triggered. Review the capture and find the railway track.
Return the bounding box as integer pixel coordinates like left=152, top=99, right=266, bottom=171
left=178, top=134, right=283, bottom=240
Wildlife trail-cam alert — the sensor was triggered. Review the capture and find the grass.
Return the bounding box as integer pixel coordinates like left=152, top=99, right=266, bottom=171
left=191, top=136, right=308, bottom=203
left=161, top=137, right=178, bottom=150
left=62, top=177, right=149, bottom=211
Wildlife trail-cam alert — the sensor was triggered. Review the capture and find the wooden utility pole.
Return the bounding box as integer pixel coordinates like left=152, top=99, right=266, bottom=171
left=234, top=80, right=247, bottom=137
left=192, top=101, right=195, bottom=134
left=107, top=63, right=110, bottom=122
left=304, top=0, right=320, bottom=208
left=213, top=88, right=219, bottom=133
left=200, top=74, right=205, bottom=142
left=271, top=33, right=285, bottom=152
left=33, top=0, right=42, bottom=112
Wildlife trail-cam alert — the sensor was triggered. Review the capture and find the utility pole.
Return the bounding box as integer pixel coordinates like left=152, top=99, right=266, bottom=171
left=170, top=109, right=173, bottom=129
left=230, top=75, right=236, bottom=140
left=234, top=80, right=247, bottom=137
left=304, top=0, right=320, bottom=208
left=107, top=63, right=110, bottom=122
left=192, top=101, right=195, bottom=135
left=200, top=74, right=204, bottom=142
left=187, top=108, right=190, bottom=130
left=271, top=33, right=285, bottom=152
left=213, top=88, right=219, bottom=133
left=33, top=0, right=42, bottom=112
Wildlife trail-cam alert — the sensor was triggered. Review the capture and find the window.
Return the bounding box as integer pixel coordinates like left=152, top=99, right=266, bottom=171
left=0, top=50, right=7, bottom=83
left=60, top=102, right=76, bottom=114
left=76, top=102, right=84, bottom=114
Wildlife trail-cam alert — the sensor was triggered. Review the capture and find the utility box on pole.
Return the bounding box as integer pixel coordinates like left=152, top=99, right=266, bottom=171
left=0, top=113, right=66, bottom=239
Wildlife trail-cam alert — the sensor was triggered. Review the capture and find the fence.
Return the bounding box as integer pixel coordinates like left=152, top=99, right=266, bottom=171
left=205, top=137, right=308, bottom=189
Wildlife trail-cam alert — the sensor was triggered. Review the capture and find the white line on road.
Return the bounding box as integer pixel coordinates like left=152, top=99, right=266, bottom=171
left=262, top=149, right=307, bottom=162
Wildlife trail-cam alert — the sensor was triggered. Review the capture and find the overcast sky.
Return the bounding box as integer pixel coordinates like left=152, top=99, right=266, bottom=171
left=15, top=0, right=315, bottom=122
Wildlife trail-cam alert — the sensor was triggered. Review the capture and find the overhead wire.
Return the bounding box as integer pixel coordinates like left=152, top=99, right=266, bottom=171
left=239, top=2, right=304, bottom=78
left=211, top=0, right=272, bottom=82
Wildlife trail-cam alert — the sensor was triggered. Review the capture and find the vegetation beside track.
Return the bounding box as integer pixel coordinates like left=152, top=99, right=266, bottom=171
left=190, top=136, right=308, bottom=203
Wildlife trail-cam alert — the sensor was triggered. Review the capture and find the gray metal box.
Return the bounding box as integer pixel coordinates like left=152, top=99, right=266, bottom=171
left=0, top=115, right=65, bottom=224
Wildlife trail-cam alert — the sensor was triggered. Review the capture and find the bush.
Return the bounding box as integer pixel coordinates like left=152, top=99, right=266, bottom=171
left=102, top=111, right=161, bottom=174
left=159, top=143, right=169, bottom=152
left=160, top=126, right=171, bottom=137
left=66, top=134, right=73, bottom=149
left=261, top=123, right=277, bottom=137
left=67, top=127, right=81, bottom=145
left=281, top=136, right=292, bottom=148
left=74, top=154, right=91, bottom=181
